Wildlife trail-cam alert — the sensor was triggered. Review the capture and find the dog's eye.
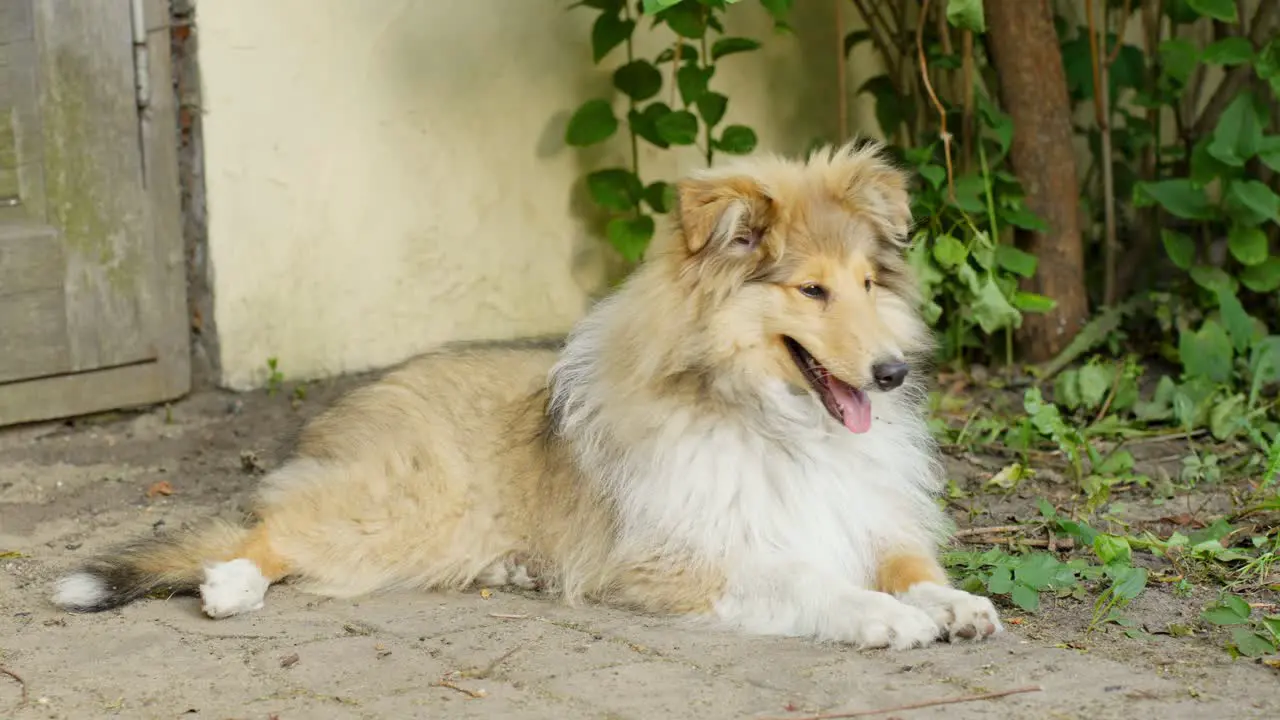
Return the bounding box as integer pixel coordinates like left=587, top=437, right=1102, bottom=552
left=798, top=283, right=828, bottom=301
left=733, top=228, right=763, bottom=250
left=864, top=275, right=874, bottom=292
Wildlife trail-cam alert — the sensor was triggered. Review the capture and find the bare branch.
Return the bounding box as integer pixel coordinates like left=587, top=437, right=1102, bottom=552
left=917, top=0, right=955, bottom=202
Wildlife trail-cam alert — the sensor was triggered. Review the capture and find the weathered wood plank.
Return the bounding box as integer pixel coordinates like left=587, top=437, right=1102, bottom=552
left=0, top=360, right=170, bottom=427
left=139, top=16, right=192, bottom=400
left=0, top=223, right=61, bottom=296
left=0, top=46, right=17, bottom=203
left=0, top=287, right=70, bottom=384
left=0, top=2, right=46, bottom=223
left=33, top=0, right=153, bottom=371
left=0, top=0, right=34, bottom=46
left=0, top=128, right=17, bottom=202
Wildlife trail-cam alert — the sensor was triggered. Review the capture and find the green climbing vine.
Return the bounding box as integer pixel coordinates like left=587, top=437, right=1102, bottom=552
left=563, top=0, right=791, bottom=262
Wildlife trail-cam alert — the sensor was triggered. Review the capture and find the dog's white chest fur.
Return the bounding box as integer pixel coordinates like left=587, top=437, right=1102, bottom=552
left=574, top=382, right=948, bottom=641
left=609, top=390, right=938, bottom=586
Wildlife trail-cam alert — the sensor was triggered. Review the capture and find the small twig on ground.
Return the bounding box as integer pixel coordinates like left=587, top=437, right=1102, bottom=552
left=953, top=525, right=1025, bottom=538
left=960, top=536, right=1075, bottom=549
left=462, top=645, right=524, bottom=680
left=488, top=612, right=530, bottom=619
left=757, top=684, right=1043, bottom=720
left=0, top=665, right=28, bottom=706
left=953, top=525, right=1074, bottom=549
left=433, top=678, right=487, bottom=699
left=1105, top=428, right=1210, bottom=448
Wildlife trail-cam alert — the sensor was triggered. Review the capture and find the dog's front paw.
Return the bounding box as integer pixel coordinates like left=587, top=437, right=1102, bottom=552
left=898, top=582, right=1002, bottom=642
left=843, top=592, right=944, bottom=650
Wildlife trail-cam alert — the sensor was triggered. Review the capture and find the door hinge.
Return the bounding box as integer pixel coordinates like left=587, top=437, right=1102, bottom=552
left=129, top=0, right=151, bottom=185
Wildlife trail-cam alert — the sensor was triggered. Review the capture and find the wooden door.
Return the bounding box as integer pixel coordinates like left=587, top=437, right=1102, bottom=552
left=0, top=0, right=188, bottom=426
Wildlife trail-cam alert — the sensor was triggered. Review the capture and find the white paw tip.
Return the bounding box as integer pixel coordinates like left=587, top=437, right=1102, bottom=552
left=52, top=572, right=107, bottom=609
left=199, top=558, right=269, bottom=619
left=856, top=598, right=944, bottom=651
left=902, top=584, right=1003, bottom=642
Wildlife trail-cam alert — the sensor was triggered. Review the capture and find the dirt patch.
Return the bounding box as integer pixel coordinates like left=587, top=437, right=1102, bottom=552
left=1, top=376, right=1277, bottom=719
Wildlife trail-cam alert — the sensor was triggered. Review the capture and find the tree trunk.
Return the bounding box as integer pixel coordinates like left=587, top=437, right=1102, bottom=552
left=984, top=0, right=1089, bottom=361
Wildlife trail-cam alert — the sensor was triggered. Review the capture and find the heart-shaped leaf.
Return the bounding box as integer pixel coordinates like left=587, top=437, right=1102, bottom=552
left=591, top=12, right=634, bottom=64
left=565, top=99, right=618, bottom=146
left=1228, top=225, right=1268, bottom=266
left=1135, top=179, right=1215, bottom=220
left=586, top=168, right=642, bottom=212
left=1178, top=319, right=1234, bottom=383
left=613, top=60, right=662, bottom=101
left=715, top=124, right=757, bottom=155
left=655, top=110, right=699, bottom=145
left=1241, top=257, right=1280, bottom=292
left=1162, top=229, right=1196, bottom=270
left=696, top=91, right=728, bottom=127
left=607, top=215, right=655, bottom=262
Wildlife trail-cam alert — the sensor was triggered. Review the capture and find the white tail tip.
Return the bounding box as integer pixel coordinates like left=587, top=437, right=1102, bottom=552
left=52, top=572, right=107, bottom=610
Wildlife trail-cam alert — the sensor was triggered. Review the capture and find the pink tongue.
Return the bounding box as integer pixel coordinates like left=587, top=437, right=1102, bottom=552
left=827, top=379, right=872, bottom=433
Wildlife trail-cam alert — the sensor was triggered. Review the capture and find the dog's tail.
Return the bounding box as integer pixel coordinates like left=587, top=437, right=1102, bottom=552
left=51, top=519, right=279, bottom=613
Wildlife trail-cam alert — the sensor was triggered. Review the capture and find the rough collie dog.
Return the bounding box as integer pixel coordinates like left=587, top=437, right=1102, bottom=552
left=53, top=140, right=1001, bottom=650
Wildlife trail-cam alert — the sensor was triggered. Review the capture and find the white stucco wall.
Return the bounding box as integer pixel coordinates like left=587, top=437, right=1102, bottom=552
left=198, top=0, right=877, bottom=390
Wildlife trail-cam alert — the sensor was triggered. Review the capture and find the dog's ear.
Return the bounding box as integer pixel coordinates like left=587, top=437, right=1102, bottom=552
left=673, top=175, right=773, bottom=258
left=822, top=140, right=914, bottom=249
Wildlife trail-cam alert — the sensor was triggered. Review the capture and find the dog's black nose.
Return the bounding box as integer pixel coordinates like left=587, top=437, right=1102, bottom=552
left=872, top=360, right=909, bottom=391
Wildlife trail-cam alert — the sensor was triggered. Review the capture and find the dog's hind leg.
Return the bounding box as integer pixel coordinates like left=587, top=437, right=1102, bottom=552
left=197, top=524, right=292, bottom=619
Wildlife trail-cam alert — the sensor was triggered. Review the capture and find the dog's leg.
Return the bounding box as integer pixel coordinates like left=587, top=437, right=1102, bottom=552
left=595, top=556, right=726, bottom=615
left=714, top=562, right=944, bottom=650
left=877, top=551, right=1002, bottom=642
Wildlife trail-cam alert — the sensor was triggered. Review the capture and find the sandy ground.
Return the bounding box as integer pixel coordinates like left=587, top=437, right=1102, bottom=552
left=2, top=375, right=1279, bottom=720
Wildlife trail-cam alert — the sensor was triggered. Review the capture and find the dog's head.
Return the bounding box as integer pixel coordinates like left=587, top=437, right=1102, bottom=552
left=649, top=140, right=931, bottom=434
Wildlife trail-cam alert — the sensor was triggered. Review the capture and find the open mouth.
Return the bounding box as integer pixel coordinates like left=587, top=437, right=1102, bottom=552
left=783, top=337, right=873, bottom=434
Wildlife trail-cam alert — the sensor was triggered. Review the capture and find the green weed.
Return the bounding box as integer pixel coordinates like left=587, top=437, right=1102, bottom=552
left=1201, top=594, right=1280, bottom=659
left=265, top=357, right=284, bottom=396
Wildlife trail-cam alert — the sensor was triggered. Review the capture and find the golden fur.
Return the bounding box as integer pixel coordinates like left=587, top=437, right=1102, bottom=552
left=53, top=140, right=1001, bottom=649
